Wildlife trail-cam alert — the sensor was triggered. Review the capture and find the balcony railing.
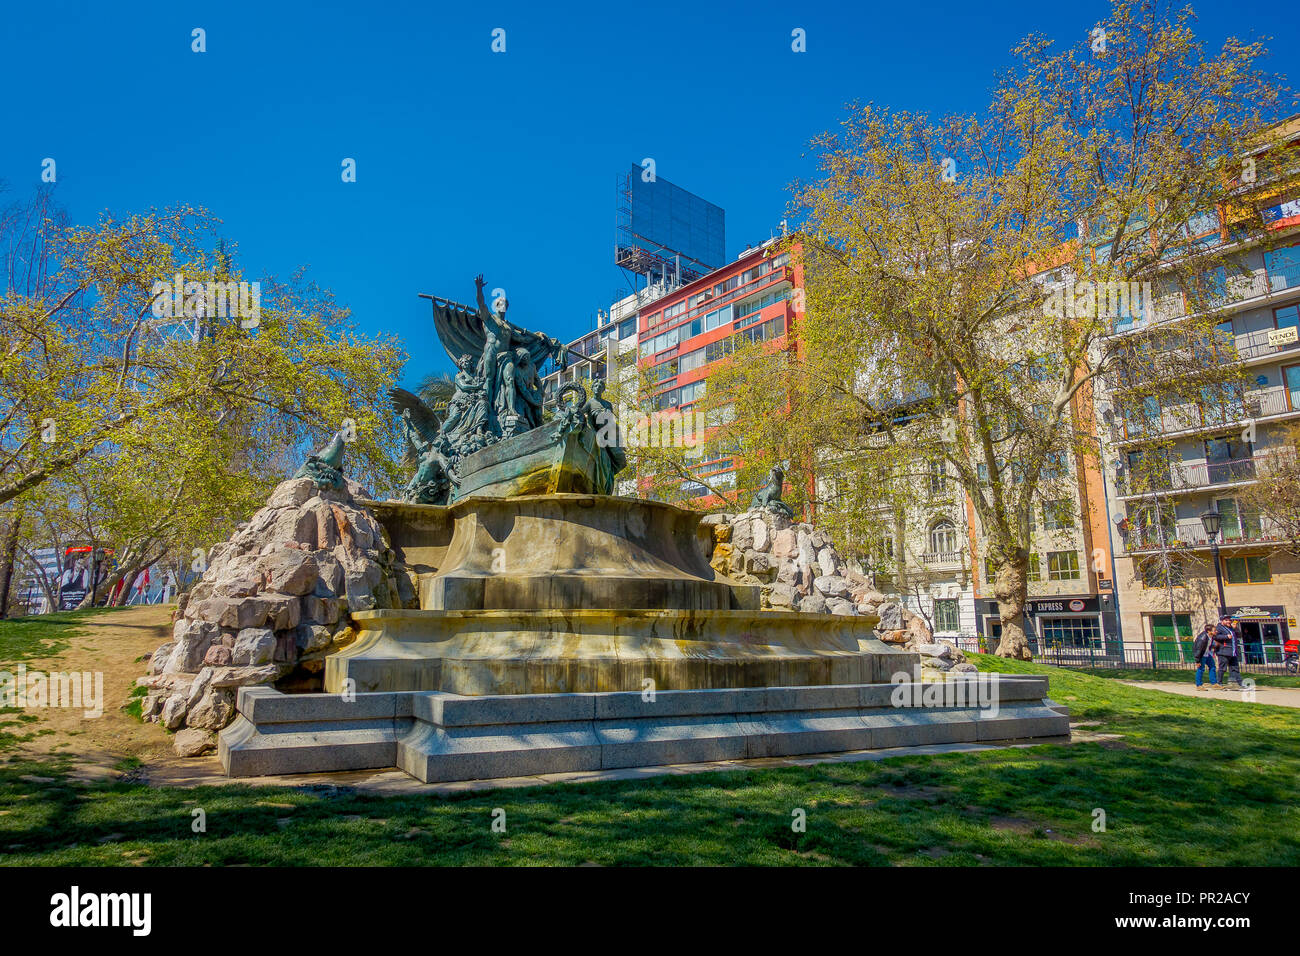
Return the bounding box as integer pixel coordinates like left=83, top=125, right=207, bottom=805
left=1236, top=326, right=1300, bottom=361
left=1122, top=386, right=1296, bottom=442
left=921, top=550, right=964, bottom=566
left=1116, top=455, right=1269, bottom=496
left=1121, top=514, right=1284, bottom=553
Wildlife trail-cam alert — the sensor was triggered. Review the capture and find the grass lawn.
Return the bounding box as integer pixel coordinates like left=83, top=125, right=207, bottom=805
left=2, top=613, right=1298, bottom=865
left=1073, top=667, right=1300, bottom=688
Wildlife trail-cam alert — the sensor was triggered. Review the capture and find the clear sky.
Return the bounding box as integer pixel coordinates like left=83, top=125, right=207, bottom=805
left=1, top=0, right=1292, bottom=388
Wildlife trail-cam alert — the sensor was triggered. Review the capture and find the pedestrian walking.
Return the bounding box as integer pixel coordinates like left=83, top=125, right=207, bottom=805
left=1192, top=622, right=1219, bottom=689
left=1213, top=614, right=1245, bottom=689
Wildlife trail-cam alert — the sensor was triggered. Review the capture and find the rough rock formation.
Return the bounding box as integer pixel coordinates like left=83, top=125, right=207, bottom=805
left=701, top=507, right=976, bottom=679
left=139, top=476, right=402, bottom=754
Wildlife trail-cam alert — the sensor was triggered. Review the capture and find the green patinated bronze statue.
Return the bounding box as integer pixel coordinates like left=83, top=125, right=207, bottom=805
left=393, top=276, right=627, bottom=505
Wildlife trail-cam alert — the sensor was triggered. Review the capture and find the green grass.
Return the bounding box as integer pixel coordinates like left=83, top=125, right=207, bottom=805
left=1, top=639, right=1298, bottom=865
left=1071, top=666, right=1300, bottom=688
left=0, top=607, right=121, bottom=667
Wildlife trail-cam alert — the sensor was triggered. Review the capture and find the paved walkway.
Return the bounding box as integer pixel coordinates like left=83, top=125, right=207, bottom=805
left=1119, top=680, right=1300, bottom=708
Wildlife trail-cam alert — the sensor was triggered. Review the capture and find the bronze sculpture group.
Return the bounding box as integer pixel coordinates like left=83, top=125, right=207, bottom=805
left=392, top=276, right=623, bottom=505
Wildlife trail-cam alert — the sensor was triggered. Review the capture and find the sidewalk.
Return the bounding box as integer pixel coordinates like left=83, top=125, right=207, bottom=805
left=1119, top=680, right=1300, bottom=708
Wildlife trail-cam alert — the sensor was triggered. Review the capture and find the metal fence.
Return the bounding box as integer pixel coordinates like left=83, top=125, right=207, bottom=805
left=950, top=636, right=1296, bottom=675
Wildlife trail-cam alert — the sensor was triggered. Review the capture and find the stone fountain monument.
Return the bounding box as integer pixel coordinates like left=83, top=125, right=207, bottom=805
left=218, top=277, right=1066, bottom=782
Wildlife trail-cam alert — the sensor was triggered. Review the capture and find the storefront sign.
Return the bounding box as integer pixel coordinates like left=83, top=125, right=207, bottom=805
left=1226, top=604, right=1285, bottom=621
left=1026, top=596, right=1100, bottom=615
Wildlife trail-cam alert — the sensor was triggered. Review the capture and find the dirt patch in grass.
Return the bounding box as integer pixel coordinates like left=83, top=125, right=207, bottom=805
left=1, top=605, right=182, bottom=775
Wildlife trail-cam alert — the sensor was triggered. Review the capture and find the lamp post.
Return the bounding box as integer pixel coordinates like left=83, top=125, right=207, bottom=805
left=1200, top=509, right=1227, bottom=618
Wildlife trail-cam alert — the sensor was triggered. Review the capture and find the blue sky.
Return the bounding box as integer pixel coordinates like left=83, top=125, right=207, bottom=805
left=1, top=0, right=1292, bottom=388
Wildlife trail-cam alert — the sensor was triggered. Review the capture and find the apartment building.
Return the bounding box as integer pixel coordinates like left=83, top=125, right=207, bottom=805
left=634, top=239, right=798, bottom=503
left=1091, top=124, right=1300, bottom=664
left=1095, top=235, right=1300, bottom=663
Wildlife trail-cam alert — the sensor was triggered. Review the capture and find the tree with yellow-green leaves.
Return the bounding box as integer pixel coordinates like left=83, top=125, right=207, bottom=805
left=724, top=0, right=1289, bottom=658
left=0, top=186, right=406, bottom=612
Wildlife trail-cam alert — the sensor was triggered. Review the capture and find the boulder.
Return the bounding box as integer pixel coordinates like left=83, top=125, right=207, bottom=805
left=147, top=642, right=175, bottom=675
left=160, top=694, right=188, bottom=730
left=744, top=552, right=771, bottom=575
left=771, top=528, right=798, bottom=560
left=203, top=644, right=233, bottom=667
left=302, top=595, right=341, bottom=626
left=731, top=519, right=754, bottom=552
left=232, top=627, right=277, bottom=666
left=165, top=621, right=218, bottom=673
left=265, top=477, right=317, bottom=510
left=256, top=550, right=320, bottom=596
left=917, top=642, right=954, bottom=660
left=826, top=598, right=857, bottom=616
left=878, top=629, right=909, bottom=644
left=798, top=592, right=828, bottom=614
left=751, top=518, right=770, bottom=553
left=767, top=583, right=796, bottom=609
left=813, top=575, right=850, bottom=598
left=186, top=687, right=235, bottom=730
left=816, top=547, right=841, bottom=578
left=173, top=728, right=217, bottom=757
left=208, top=664, right=289, bottom=688
left=877, top=603, right=903, bottom=631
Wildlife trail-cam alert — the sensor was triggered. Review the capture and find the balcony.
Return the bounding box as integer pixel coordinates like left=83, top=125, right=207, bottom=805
left=1121, top=514, right=1285, bottom=554
left=921, top=550, right=965, bottom=569
left=1116, top=454, right=1273, bottom=498
left=1236, top=326, right=1300, bottom=361
left=1119, top=386, right=1297, bottom=444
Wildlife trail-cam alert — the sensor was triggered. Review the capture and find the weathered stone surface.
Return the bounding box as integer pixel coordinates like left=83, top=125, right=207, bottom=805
left=744, top=552, right=771, bottom=575
left=731, top=519, right=754, bottom=551
left=212, top=573, right=263, bottom=599
left=917, top=642, right=954, bottom=659
left=257, top=550, right=320, bottom=596
left=709, top=542, right=733, bottom=576
left=266, top=477, right=317, bottom=510
left=161, top=694, right=188, bottom=730
left=771, top=528, right=798, bottom=559
left=751, top=518, right=769, bottom=553
left=302, top=595, right=341, bottom=626
left=259, top=592, right=301, bottom=631
left=148, top=642, right=175, bottom=675
left=208, top=664, right=288, bottom=688
left=799, top=591, right=828, bottom=614
left=826, top=598, right=857, bottom=616
left=165, top=621, right=218, bottom=673
left=187, top=688, right=235, bottom=730
left=203, top=644, right=233, bottom=667
left=816, top=547, right=840, bottom=578
left=296, top=623, right=334, bottom=653
left=813, top=575, right=850, bottom=598
left=877, top=603, right=903, bottom=631
left=173, top=727, right=217, bottom=757
left=879, top=629, right=909, bottom=644
left=767, top=583, right=796, bottom=609
left=232, top=627, right=276, bottom=666
left=951, top=662, right=978, bottom=674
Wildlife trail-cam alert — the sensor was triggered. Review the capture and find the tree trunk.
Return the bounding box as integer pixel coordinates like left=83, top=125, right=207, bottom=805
left=0, top=509, right=24, bottom=619
left=993, top=550, right=1034, bottom=660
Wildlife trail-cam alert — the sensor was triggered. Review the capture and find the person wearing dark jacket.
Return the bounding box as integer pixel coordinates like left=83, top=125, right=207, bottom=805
left=1213, top=615, right=1245, bottom=689
left=1192, top=622, right=1219, bottom=689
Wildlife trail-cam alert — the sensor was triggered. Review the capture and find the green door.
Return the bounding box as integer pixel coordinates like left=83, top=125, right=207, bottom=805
left=1150, top=614, right=1194, bottom=663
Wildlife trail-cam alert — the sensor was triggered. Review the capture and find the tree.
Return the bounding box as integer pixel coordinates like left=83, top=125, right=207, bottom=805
left=1241, top=421, right=1300, bottom=556
left=0, top=188, right=407, bottom=608
left=772, top=0, right=1286, bottom=657
left=0, top=189, right=406, bottom=509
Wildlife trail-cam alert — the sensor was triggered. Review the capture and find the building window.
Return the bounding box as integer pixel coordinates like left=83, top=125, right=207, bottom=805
left=929, top=520, right=957, bottom=555
left=1223, top=554, right=1271, bottom=584
left=928, top=461, right=947, bottom=493
left=985, top=554, right=1040, bottom=584
left=933, top=598, right=960, bottom=633
left=1047, top=550, right=1080, bottom=580
left=1042, top=499, right=1073, bottom=531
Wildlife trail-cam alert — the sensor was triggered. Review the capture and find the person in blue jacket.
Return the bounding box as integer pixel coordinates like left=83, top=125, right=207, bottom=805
left=1191, top=622, right=1219, bottom=689
left=1213, top=615, right=1245, bottom=689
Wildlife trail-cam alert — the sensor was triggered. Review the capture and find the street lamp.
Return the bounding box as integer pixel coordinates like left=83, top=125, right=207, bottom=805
left=1200, top=509, right=1227, bottom=617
